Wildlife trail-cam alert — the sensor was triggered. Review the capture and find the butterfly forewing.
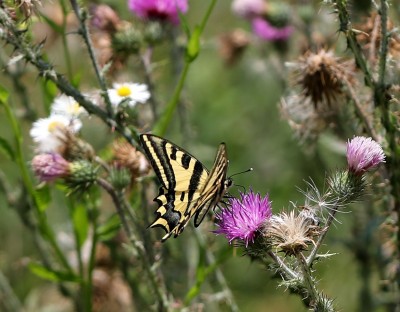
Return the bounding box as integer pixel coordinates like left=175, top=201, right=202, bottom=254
left=191, top=144, right=229, bottom=227
left=140, top=134, right=230, bottom=241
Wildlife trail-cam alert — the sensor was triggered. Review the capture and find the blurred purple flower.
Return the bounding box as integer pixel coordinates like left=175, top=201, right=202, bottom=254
left=32, top=153, right=71, bottom=182
left=346, top=136, right=385, bottom=174
left=127, top=0, right=188, bottom=25
left=231, top=0, right=265, bottom=19
left=252, top=17, right=293, bottom=41
left=214, top=190, right=272, bottom=246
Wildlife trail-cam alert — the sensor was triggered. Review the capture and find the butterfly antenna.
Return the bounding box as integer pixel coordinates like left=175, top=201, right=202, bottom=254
left=235, top=184, right=247, bottom=193
left=229, top=167, right=253, bottom=179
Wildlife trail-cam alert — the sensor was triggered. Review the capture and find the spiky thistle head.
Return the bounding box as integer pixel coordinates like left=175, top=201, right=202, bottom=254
left=264, top=210, right=320, bottom=256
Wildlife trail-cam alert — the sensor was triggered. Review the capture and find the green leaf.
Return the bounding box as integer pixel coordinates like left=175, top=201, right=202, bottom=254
left=29, top=263, right=80, bottom=283
left=96, top=214, right=121, bottom=241
left=186, top=25, right=201, bottom=62
left=35, top=185, right=51, bottom=212
left=0, top=137, right=15, bottom=160
left=0, top=84, right=9, bottom=104
left=72, top=73, right=82, bottom=89
left=39, top=13, right=64, bottom=34
left=72, top=203, right=89, bottom=248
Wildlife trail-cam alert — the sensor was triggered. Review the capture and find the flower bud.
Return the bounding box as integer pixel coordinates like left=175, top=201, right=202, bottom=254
left=66, top=160, right=98, bottom=193
left=346, top=136, right=385, bottom=175
left=32, top=153, right=71, bottom=182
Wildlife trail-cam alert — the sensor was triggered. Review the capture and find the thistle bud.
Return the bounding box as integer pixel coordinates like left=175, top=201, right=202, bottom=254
left=108, top=167, right=131, bottom=190
left=66, top=160, right=98, bottom=193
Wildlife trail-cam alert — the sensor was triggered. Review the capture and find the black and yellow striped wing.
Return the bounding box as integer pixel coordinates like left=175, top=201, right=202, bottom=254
left=140, top=134, right=231, bottom=241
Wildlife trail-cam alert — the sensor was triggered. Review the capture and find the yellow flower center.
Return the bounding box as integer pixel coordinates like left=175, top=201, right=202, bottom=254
left=117, top=86, right=131, bottom=97
left=48, top=121, right=64, bottom=133
left=69, top=102, right=81, bottom=115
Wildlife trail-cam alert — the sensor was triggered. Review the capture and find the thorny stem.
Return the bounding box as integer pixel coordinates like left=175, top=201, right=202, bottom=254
left=0, top=8, right=139, bottom=146
left=97, top=178, right=170, bottom=311
left=297, top=253, right=320, bottom=309
left=347, top=84, right=379, bottom=142
left=307, top=207, right=338, bottom=266
left=69, top=1, right=113, bottom=115
left=193, top=230, right=240, bottom=312
left=334, top=0, right=375, bottom=88
left=375, top=0, right=400, bottom=294
left=267, top=251, right=298, bottom=279
left=377, top=0, right=388, bottom=89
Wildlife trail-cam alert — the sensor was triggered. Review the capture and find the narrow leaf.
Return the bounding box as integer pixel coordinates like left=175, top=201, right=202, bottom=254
left=96, top=214, right=121, bottom=241
left=72, top=203, right=89, bottom=248
left=0, top=137, right=15, bottom=160
left=0, top=84, right=10, bottom=104
left=29, top=263, right=80, bottom=283
left=39, top=14, right=64, bottom=34
left=35, top=185, right=51, bottom=212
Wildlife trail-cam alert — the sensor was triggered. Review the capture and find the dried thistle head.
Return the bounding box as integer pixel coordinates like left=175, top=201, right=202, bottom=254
left=288, top=49, right=355, bottom=110
left=15, top=0, right=41, bottom=20
left=112, top=140, right=150, bottom=181
left=219, top=29, right=250, bottom=66
left=279, top=94, right=329, bottom=145
left=264, top=210, right=320, bottom=256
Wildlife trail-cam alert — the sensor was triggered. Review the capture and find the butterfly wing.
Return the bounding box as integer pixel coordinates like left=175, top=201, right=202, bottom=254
left=140, top=134, right=210, bottom=240
left=174, top=143, right=230, bottom=235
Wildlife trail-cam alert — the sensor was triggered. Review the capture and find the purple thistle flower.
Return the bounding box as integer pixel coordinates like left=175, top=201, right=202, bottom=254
left=252, top=17, right=293, bottom=41
left=127, top=0, right=188, bottom=25
left=214, top=190, right=272, bottom=246
left=32, top=153, right=71, bottom=182
left=346, top=136, right=385, bottom=175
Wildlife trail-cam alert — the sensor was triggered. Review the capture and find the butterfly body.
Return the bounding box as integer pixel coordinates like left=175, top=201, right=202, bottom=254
left=140, top=134, right=231, bottom=241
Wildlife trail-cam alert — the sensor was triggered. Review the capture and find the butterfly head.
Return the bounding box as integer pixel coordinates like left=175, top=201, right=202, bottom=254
left=225, top=177, right=233, bottom=189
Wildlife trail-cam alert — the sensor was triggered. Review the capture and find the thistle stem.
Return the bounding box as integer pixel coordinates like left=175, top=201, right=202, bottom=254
left=69, top=0, right=113, bottom=115
left=297, top=253, right=320, bottom=309
left=97, top=178, right=170, bottom=310
left=267, top=251, right=298, bottom=279
left=307, top=208, right=337, bottom=266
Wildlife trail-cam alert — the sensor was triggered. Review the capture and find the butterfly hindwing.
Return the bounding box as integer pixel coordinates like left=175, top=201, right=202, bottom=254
left=140, top=134, right=230, bottom=241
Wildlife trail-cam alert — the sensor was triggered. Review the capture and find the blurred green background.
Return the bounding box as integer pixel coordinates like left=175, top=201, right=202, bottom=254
left=0, top=0, right=385, bottom=311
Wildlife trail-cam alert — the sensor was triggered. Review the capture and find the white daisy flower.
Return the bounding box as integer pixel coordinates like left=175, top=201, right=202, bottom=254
left=107, top=82, right=150, bottom=108
left=30, top=115, right=82, bottom=153
left=51, top=94, right=88, bottom=118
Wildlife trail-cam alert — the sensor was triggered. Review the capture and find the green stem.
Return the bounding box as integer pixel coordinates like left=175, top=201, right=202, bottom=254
left=97, top=178, right=170, bottom=310
left=1, top=95, right=73, bottom=274
left=153, top=0, right=217, bottom=136
left=153, top=60, right=190, bottom=136
left=60, top=0, right=73, bottom=81
left=85, top=203, right=98, bottom=312
left=67, top=199, right=85, bottom=309
left=335, top=0, right=375, bottom=88
left=297, top=253, right=321, bottom=309
left=69, top=0, right=113, bottom=115
left=375, top=0, right=400, bottom=294
left=0, top=270, right=23, bottom=312
left=267, top=251, right=298, bottom=279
